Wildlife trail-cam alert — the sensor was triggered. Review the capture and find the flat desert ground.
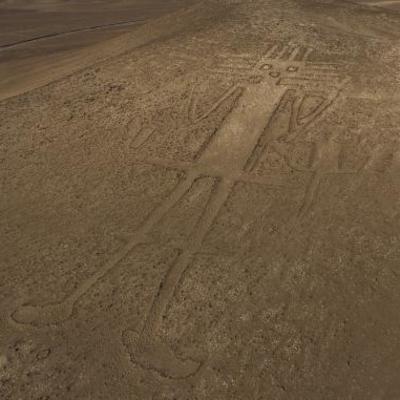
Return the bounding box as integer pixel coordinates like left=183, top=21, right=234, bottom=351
left=1, top=0, right=400, bottom=399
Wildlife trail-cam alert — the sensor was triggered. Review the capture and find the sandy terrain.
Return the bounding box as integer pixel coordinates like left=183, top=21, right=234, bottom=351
left=1, top=0, right=400, bottom=399
left=354, top=0, right=400, bottom=11
left=0, top=0, right=199, bottom=100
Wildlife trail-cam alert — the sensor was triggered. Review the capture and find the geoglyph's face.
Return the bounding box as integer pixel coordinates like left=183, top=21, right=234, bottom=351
left=206, top=44, right=346, bottom=90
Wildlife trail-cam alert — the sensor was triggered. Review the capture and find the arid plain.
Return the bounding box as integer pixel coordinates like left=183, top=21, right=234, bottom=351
left=1, top=0, right=400, bottom=399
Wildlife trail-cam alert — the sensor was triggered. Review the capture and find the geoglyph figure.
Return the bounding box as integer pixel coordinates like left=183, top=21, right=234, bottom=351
left=12, top=42, right=349, bottom=379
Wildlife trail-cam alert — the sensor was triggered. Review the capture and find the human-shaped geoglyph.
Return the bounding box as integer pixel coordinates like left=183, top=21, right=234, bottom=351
left=12, top=42, right=349, bottom=379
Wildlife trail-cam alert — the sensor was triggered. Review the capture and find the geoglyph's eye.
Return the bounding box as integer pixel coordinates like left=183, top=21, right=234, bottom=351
left=259, top=63, right=281, bottom=78
left=287, top=65, right=298, bottom=72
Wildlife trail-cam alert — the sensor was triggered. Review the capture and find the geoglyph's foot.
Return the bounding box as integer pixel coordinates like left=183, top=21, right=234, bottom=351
left=122, top=330, right=201, bottom=379
left=11, top=302, right=73, bottom=326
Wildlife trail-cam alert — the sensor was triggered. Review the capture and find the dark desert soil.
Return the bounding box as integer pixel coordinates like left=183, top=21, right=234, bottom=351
left=1, top=0, right=400, bottom=399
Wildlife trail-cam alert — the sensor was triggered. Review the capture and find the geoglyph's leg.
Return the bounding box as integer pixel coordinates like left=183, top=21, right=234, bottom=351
left=123, top=178, right=234, bottom=379
left=12, top=171, right=199, bottom=326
